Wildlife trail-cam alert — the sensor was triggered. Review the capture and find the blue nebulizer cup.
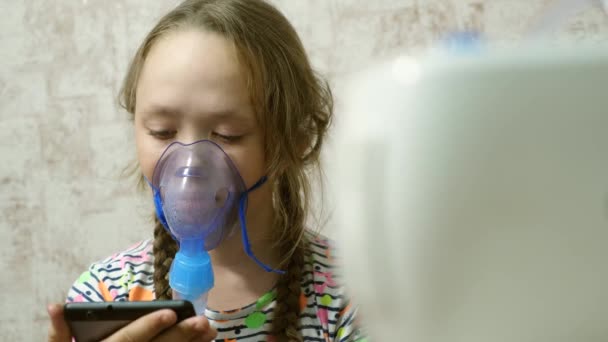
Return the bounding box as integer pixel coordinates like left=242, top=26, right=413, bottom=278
left=168, top=239, right=214, bottom=316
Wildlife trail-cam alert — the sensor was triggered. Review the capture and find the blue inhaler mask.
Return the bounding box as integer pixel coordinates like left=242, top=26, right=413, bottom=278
left=147, top=140, right=283, bottom=314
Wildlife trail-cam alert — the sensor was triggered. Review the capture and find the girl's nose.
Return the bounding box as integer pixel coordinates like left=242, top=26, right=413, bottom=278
left=177, top=128, right=209, bottom=144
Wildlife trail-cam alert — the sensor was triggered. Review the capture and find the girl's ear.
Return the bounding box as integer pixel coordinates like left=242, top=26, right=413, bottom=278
left=298, top=141, right=308, bottom=159
left=297, top=137, right=309, bottom=159
left=297, top=131, right=317, bottom=164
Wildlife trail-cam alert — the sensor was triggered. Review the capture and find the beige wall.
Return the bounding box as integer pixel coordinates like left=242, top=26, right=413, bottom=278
left=1, top=0, right=607, bottom=339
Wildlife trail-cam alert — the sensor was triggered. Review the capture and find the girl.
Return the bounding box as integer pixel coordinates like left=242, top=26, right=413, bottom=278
left=47, top=0, right=363, bottom=341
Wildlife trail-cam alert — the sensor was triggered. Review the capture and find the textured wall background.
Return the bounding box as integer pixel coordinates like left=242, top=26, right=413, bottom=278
left=1, top=0, right=607, bottom=339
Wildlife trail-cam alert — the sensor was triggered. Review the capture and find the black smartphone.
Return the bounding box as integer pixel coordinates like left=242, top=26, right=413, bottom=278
left=64, top=300, right=196, bottom=342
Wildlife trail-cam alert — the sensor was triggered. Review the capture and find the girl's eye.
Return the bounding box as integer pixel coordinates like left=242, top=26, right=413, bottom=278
left=148, top=130, right=176, bottom=140
left=212, top=132, right=242, bottom=143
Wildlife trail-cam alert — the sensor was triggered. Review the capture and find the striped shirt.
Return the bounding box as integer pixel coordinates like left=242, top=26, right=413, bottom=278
left=67, top=234, right=365, bottom=341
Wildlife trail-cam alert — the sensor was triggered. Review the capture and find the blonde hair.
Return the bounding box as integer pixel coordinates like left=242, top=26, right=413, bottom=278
left=118, top=0, right=332, bottom=340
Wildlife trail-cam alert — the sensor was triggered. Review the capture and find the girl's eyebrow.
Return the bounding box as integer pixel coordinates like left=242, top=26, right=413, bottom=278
left=203, top=109, right=255, bottom=128
left=140, top=104, right=253, bottom=124
left=140, top=104, right=183, bottom=119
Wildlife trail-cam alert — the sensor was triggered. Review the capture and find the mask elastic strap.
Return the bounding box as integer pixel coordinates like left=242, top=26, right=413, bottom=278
left=247, top=176, right=267, bottom=193
left=238, top=176, right=286, bottom=274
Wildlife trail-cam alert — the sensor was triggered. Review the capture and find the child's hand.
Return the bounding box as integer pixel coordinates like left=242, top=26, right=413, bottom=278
left=47, top=304, right=71, bottom=342
left=103, top=308, right=217, bottom=342
left=47, top=303, right=217, bottom=342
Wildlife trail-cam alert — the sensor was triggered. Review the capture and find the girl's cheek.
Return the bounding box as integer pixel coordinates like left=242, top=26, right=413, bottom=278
left=137, top=142, right=165, bottom=181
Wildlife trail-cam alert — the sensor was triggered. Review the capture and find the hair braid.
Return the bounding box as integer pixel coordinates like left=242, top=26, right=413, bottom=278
left=268, top=169, right=311, bottom=341
left=271, top=241, right=306, bottom=341
left=152, top=216, right=178, bottom=300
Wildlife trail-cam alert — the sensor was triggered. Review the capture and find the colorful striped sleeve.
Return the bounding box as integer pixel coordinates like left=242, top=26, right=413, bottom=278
left=335, top=302, right=366, bottom=342
left=306, top=234, right=367, bottom=342
left=66, top=240, right=155, bottom=303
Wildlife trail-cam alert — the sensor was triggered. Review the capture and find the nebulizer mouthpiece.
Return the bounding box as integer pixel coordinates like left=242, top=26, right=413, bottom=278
left=148, top=140, right=283, bottom=315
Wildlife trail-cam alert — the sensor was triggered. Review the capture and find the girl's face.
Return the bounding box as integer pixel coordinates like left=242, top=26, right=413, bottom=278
left=134, top=30, right=271, bottom=226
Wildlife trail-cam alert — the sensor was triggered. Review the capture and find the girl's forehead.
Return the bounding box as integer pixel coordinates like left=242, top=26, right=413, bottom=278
left=136, top=29, right=252, bottom=117
left=141, top=30, right=243, bottom=88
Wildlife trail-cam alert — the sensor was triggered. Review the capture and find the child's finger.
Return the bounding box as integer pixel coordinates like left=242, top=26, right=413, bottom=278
left=154, top=315, right=217, bottom=342
left=47, top=304, right=72, bottom=342
left=103, top=309, right=177, bottom=342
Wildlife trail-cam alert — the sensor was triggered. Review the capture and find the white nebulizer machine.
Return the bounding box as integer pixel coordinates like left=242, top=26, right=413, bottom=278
left=331, top=2, right=608, bottom=340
